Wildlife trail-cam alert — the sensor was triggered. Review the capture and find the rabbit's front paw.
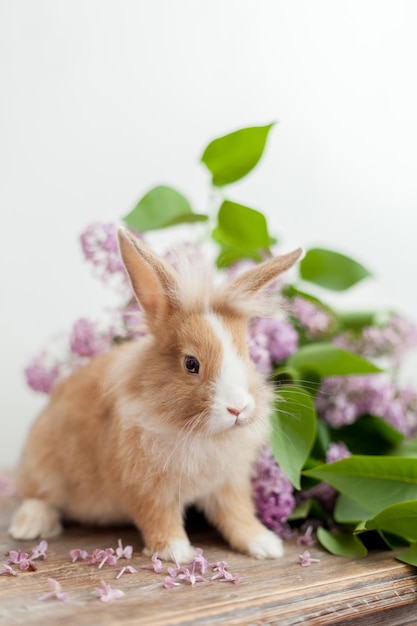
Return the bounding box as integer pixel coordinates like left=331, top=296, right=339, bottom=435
left=144, top=538, right=195, bottom=564
left=247, top=530, right=284, bottom=559
left=9, top=498, right=62, bottom=540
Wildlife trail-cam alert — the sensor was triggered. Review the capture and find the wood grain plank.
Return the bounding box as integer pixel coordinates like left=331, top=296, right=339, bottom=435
left=1, top=500, right=417, bottom=625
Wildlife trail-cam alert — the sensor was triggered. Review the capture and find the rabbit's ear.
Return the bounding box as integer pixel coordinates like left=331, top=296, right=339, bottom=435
left=223, top=248, right=303, bottom=316
left=118, top=229, right=179, bottom=325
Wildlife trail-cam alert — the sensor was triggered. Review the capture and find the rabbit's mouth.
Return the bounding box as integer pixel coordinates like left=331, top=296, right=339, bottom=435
left=204, top=403, right=256, bottom=435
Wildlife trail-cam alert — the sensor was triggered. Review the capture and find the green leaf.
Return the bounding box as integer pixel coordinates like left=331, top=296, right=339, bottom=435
left=270, top=385, right=317, bottom=489
left=329, top=415, right=404, bottom=456
left=311, top=418, right=331, bottom=459
left=317, top=527, right=368, bottom=558
left=365, top=501, right=417, bottom=543
left=213, top=200, right=275, bottom=266
left=287, top=343, right=381, bottom=377
left=396, top=542, right=417, bottom=567
left=287, top=499, right=313, bottom=521
left=334, top=494, right=373, bottom=524
left=391, top=434, right=417, bottom=458
left=201, top=123, right=275, bottom=186
left=123, top=185, right=208, bottom=232
left=214, top=244, right=262, bottom=268
left=337, top=310, right=379, bottom=332
left=300, top=248, right=371, bottom=291
left=378, top=530, right=409, bottom=550
left=304, top=456, right=417, bottom=516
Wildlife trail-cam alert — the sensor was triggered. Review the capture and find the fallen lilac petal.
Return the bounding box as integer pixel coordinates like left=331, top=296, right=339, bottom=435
left=6, top=550, right=23, bottom=564
left=88, top=548, right=103, bottom=565
left=1, top=564, right=19, bottom=577
left=298, top=550, right=321, bottom=567
left=163, top=576, right=180, bottom=589
left=116, top=565, right=137, bottom=579
left=191, top=547, right=210, bottom=575
left=296, top=526, right=316, bottom=547
left=210, top=568, right=240, bottom=583
left=177, top=569, right=206, bottom=585
left=210, top=560, right=229, bottom=571
left=7, top=550, right=36, bottom=571
left=40, top=578, right=67, bottom=601
left=167, top=566, right=180, bottom=578
left=218, top=573, right=241, bottom=584
left=98, top=548, right=118, bottom=569
left=116, top=538, right=133, bottom=560
left=69, top=548, right=89, bottom=562
left=141, top=552, right=164, bottom=574
left=31, top=540, right=48, bottom=560
left=94, top=580, right=125, bottom=602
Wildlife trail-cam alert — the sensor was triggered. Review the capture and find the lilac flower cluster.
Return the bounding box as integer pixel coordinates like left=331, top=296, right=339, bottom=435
left=79, top=222, right=129, bottom=290
left=248, top=317, right=298, bottom=376
left=252, top=445, right=296, bottom=535
left=69, top=318, right=113, bottom=358
left=289, top=296, right=333, bottom=338
left=316, top=374, right=417, bottom=435
left=24, top=351, right=62, bottom=394
left=24, top=318, right=116, bottom=394
left=335, top=314, right=417, bottom=367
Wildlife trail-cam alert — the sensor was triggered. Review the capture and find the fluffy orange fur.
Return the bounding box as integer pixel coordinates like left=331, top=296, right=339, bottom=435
left=10, top=230, right=302, bottom=562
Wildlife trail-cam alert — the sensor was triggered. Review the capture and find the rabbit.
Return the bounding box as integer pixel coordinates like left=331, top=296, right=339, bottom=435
left=9, top=228, right=302, bottom=563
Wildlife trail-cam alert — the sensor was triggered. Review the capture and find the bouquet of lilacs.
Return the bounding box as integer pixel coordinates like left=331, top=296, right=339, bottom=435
left=24, top=124, right=417, bottom=566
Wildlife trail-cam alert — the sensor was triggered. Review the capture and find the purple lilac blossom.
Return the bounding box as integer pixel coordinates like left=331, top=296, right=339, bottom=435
left=252, top=446, right=296, bottom=535
left=24, top=352, right=62, bottom=394
left=25, top=309, right=135, bottom=394
left=334, top=314, right=417, bottom=367
left=69, top=318, right=112, bottom=358
left=80, top=222, right=138, bottom=294
left=289, top=296, right=332, bottom=338
left=325, top=441, right=351, bottom=464
left=248, top=317, right=298, bottom=376
left=316, top=374, right=417, bottom=435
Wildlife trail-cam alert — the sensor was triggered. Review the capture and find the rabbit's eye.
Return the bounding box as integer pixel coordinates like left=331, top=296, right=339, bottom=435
left=184, top=356, right=200, bottom=374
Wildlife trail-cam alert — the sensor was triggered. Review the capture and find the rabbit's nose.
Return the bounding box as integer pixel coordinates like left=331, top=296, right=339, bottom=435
left=227, top=407, right=242, bottom=417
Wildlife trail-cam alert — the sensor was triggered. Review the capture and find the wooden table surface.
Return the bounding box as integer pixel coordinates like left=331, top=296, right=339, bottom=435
left=1, top=498, right=417, bottom=626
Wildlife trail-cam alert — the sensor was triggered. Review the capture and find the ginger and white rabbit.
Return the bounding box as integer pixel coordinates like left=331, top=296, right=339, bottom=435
left=9, top=229, right=302, bottom=562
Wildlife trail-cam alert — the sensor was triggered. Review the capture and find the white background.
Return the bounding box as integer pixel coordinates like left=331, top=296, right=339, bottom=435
left=1, top=0, right=417, bottom=467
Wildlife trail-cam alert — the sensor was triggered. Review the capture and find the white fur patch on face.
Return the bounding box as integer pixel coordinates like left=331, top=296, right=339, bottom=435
left=205, top=312, right=255, bottom=433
